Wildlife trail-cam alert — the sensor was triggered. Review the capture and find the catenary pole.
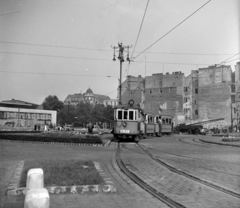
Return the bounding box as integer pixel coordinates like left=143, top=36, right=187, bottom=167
left=111, top=43, right=132, bottom=104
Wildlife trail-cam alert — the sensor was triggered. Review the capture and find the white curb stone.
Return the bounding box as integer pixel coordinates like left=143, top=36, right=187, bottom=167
left=27, top=168, right=44, bottom=190
left=24, top=188, right=49, bottom=208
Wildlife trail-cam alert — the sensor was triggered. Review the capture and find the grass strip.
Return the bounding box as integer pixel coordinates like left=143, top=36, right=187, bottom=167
left=19, top=159, right=105, bottom=187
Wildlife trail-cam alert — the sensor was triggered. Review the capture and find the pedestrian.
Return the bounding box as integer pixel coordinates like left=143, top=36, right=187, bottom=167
left=87, top=122, right=93, bottom=134
left=44, top=124, right=48, bottom=132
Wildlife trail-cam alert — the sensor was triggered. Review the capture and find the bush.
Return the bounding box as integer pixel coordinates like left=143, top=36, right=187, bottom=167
left=0, top=134, right=103, bottom=144
left=222, top=137, right=240, bottom=142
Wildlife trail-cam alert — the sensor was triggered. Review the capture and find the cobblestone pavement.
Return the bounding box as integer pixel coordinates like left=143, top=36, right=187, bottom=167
left=140, top=135, right=240, bottom=194
left=120, top=140, right=240, bottom=208
left=0, top=140, right=168, bottom=208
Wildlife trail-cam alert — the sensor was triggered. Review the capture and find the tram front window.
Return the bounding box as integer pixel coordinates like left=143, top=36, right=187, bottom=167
left=124, top=110, right=128, bottom=120
left=118, top=110, right=122, bottom=119
left=129, top=111, right=134, bottom=120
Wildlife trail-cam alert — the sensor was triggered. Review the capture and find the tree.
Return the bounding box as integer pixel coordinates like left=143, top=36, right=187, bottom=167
left=57, top=104, right=75, bottom=125
left=42, top=95, right=64, bottom=111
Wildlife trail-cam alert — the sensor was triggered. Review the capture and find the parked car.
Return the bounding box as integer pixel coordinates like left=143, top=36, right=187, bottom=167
left=199, top=128, right=207, bottom=135
left=63, top=124, right=74, bottom=131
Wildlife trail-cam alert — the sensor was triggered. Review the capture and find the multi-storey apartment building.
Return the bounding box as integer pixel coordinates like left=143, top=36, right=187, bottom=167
left=232, top=62, right=240, bottom=128
left=197, top=65, right=232, bottom=127
left=119, top=63, right=239, bottom=127
left=183, top=70, right=199, bottom=122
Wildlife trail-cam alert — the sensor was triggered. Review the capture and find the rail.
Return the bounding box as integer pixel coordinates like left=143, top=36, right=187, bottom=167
left=116, top=143, right=186, bottom=208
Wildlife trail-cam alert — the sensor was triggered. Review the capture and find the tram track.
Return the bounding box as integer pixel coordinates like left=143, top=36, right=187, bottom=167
left=116, top=142, right=186, bottom=208
left=137, top=143, right=240, bottom=199
left=177, top=136, right=240, bottom=149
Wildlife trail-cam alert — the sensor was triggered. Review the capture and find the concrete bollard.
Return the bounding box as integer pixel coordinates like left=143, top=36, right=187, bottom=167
left=24, top=188, right=49, bottom=208
left=27, top=168, right=44, bottom=190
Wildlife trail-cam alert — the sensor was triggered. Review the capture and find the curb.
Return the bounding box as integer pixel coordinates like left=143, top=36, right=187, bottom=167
left=6, top=160, right=24, bottom=194
left=199, top=138, right=240, bottom=147
left=0, top=139, right=109, bottom=147
left=6, top=184, right=117, bottom=195
left=6, top=160, right=117, bottom=196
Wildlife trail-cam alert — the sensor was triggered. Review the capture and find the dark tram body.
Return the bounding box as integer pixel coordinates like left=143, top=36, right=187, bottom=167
left=113, top=100, right=173, bottom=142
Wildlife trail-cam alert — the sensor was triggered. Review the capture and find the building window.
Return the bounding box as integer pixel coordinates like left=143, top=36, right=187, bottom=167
left=231, top=84, right=235, bottom=93
left=231, top=95, right=235, bottom=103
left=0, top=111, right=4, bottom=119
left=150, top=90, right=152, bottom=94
left=159, top=89, right=162, bottom=93
left=194, top=100, right=197, bottom=104
left=195, top=110, right=198, bottom=115
left=195, top=89, right=198, bottom=94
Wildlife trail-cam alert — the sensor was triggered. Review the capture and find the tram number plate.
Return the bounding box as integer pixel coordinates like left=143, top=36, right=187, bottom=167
left=120, top=130, right=130, bottom=133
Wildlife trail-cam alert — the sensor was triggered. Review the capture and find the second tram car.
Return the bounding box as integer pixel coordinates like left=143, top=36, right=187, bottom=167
left=113, top=100, right=173, bottom=142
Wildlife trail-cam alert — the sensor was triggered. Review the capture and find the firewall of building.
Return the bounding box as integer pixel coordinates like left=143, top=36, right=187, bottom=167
left=119, top=62, right=240, bottom=127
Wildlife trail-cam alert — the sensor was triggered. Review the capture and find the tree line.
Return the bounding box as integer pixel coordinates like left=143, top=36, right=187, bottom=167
left=42, top=95, right=114, bottom=128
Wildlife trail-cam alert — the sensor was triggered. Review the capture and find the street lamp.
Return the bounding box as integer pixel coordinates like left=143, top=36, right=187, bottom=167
left=111, top=43, right=132, bottom=105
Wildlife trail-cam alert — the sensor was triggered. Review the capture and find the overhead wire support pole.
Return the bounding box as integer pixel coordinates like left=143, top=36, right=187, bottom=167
left=111, top=43, right=132, bottom=105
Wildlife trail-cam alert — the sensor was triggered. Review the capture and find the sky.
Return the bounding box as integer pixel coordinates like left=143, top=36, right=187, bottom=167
left=0, top=0, right=239, bottom=104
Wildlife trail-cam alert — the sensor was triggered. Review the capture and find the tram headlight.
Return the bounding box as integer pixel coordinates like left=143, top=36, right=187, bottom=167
left=122, top=121, right=127, bottom=127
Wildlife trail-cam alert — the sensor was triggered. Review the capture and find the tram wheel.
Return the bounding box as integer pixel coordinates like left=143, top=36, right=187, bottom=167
left=156, top=132, right=162, bottom=137
left=135, top=134, right=142, bottom=143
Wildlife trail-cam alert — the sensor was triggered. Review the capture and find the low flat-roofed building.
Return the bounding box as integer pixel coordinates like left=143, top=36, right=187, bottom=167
left=0, top=99, right=56, bottom=131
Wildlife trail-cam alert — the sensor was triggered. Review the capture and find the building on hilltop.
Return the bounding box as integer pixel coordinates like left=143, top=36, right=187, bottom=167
left=64, top=87, right=110, bottom=105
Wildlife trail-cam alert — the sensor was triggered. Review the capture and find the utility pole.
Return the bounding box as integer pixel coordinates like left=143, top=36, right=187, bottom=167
left=111, top=43, right=132, bottom=105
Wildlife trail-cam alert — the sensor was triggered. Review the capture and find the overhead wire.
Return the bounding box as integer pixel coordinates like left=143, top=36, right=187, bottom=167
left=220, top=52, right=240, bottom=64
left=0, top=51, right=110, bottom=61
left=0, top=70, right=118, bottom=78
left=224, top=58, right=240, bottom=64
left=0, top=51, right=213, bottom=66
left=130, top=0, right=150, bottom=59
left=128, top=0, right=150, bottom=76
left=133, top=0, right=212, bottom=60
left=0, top=40, right=234, bottom=56
left=0, top=40, right=110, bottom=52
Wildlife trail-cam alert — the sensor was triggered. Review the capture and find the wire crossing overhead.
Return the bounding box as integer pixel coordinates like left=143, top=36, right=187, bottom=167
left=0, top=40, right=235, bottom=56
left=133, top=0, right=212, bottom=60
left=131, top=0, right=150, bottom=59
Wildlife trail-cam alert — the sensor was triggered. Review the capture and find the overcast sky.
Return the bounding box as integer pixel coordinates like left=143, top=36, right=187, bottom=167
left=0, top=0, right=239, bottom=104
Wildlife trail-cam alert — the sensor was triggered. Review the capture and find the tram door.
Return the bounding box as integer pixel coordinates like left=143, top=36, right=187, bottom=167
left=145, top=114, right=154, bottom=134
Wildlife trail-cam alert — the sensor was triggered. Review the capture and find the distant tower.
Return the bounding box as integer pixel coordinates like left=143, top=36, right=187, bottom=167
left=84, top=87, right=94, bottom=103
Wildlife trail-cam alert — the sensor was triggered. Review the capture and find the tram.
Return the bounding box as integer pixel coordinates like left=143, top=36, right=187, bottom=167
left=112, top=100, right=173, bottom=142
